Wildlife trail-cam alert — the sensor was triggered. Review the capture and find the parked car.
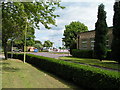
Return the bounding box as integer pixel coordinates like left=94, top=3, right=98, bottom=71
left=13, top=49, right=22, bottom=52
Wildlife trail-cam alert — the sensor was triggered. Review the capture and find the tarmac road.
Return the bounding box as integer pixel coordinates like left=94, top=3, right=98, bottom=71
left=29, top=52, right=71, bottom=59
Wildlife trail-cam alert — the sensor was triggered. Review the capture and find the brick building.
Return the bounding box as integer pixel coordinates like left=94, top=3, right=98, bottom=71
left=77, top=27, right=113, bottom=50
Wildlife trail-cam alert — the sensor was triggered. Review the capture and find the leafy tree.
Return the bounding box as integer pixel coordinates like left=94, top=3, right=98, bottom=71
left=34, top=43, right=43, bottom=51
left=2, top=1, right=64, bottom=59
left=43, top=40, right=53, bottom=48
left=111, top=1, right=120, bottom=63
left=35, top=40, right=42, bottom=44
left=13, top=26, right=35, bottom=50
left=94, top=4, right=108, bottom=61
left=2, top=2, right=25, bottom=59
left=34, top=40, right=43, bottom=50
left=59, top=47, right=62, bottom=49
left=0, top=10, right=1, bottom=49
left=62, top=21, right=88, bottom=48
left=69, top=41, right=77, bottom=55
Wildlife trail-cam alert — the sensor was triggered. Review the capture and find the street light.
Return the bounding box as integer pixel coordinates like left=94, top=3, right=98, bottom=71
left=11, top=38, right=14, bottom=58
left=23, top=18, right=27, bottom=63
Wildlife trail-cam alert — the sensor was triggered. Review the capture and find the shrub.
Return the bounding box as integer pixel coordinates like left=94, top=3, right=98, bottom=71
left=105, top=50, right=112, bottom=60
left=8, top=53, right=24, bottom=60
left=71, top=49, right=113, bottom=60
left=8, top=53, right=120, bottom=89
left=70, top=41, right=77, bottom=55
left=71, top=49, right=93, bottom=58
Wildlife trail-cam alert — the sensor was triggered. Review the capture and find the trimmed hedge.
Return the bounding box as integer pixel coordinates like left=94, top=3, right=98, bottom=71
left=71, top=49, right=93, bottom=58
left=106, top=50, right=112, bottom=60
left=8, top=53, right=120, bottom=89
left=71, top=49, right=112, bottom=60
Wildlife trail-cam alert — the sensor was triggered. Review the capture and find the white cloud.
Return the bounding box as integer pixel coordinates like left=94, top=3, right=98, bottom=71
left=35, top=29, right=64, bottom=47
left=54, top=1, right=114, bottom=30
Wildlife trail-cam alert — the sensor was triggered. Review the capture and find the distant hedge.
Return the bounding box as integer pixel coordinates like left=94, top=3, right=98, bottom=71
left=71, top=49, right=93, bottom=58
left=71, top=49, right=112, bottom=60
left=8, top=53, right=120, bottom=89
left=106, top=50, right=112, bottom=60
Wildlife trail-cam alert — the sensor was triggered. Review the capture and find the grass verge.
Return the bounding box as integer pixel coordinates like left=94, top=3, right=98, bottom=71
left=1, top=59, right=80, bottom=88
left=59, top=56, right=120, bottom=71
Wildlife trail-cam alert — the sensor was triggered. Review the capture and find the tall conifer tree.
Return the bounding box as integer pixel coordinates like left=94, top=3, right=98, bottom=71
left=94, top=4, right=108, bottom=61
left=111, top=1, right=120, bottom=63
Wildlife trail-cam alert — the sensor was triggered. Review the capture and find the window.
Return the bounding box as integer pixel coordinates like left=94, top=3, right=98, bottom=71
left=90, top=38, right=95, bottom=49
left=82, top=40, right=87, bottom=48
left=106, top=39, right=109, bottom=48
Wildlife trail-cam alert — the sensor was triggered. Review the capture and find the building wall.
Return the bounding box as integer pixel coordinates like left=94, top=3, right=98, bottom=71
left=77, top=27, right=113, bottom=50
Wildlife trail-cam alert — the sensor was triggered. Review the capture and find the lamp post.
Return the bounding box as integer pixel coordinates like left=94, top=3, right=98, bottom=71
left=11, top=38, right=14, bottom=58
left=24, top=18, right=27, bottom=63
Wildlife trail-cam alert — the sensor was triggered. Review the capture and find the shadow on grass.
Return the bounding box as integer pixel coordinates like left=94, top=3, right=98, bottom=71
left=2, top=66, right=20, bottom=72
left=28, top=64, right=83, bottom=90
left=0, top=62, right=10, bottom=65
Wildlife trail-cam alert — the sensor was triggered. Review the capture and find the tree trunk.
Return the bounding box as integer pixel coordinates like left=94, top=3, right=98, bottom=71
left=3, top=42, right=8, bottom=60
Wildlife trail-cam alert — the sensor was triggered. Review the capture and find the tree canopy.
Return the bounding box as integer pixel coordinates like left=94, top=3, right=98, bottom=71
left=94, top=4, right=108, bottom=61
left=111, top=1, right=120, bottom=63
left=2, top=1, right=64, bottom=59
left=35, top=40, right=42, bottom=44
left=43, top=40, right=53, bottom=48
left=62, top=21, right=88, bottom=48
left=34, top=43, right=43, bottom=50
left=34, top=40, right=43, bottom=50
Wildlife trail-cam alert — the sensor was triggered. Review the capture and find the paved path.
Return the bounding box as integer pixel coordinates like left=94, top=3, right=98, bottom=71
left=29, top=52, right=71, bottom=59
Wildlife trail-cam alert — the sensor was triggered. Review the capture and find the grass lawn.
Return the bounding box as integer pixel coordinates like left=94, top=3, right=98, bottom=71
left=1, top=59, right=81, bottom=89
left=59, top=56, right=120, bottom=71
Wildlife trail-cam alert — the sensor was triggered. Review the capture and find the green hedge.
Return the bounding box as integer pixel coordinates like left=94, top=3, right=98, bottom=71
left=71, top=49, right=112, bottom=60
left=8, top=53, right=120, bottom=89
left=71, top=49, right=93, bottom=58
left=106, top=50, right=112, bottom=60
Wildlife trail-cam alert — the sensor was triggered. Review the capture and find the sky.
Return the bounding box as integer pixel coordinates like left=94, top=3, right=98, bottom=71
left=35, top=0, right=115, bottom=48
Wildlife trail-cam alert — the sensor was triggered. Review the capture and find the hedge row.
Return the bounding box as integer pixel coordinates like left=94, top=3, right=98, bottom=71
left=71, top=49, right=93, bottom=58
left=71, top=49, right=112, bottom=60
left=8, top=53, right=120, bottom=89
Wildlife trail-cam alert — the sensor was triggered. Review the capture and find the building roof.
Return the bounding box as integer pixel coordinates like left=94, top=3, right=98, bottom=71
left=78, top=26, right=113, bottom=35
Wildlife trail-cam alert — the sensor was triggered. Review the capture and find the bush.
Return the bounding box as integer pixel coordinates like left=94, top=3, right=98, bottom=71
left=70, top=42, right=77, bottom=55
left=71, top=49, right=93, bottom=58
left=105, top=50, right=112, bottom=60
left=8, top=53, right=120, bottom=89
left=71, top=49, right=113, bottom=60
left=8, top=53, right=24, bottom=60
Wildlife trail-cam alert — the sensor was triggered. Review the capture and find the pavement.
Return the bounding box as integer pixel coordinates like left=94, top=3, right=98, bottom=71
left=29, top=52, right=71, bottom=59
